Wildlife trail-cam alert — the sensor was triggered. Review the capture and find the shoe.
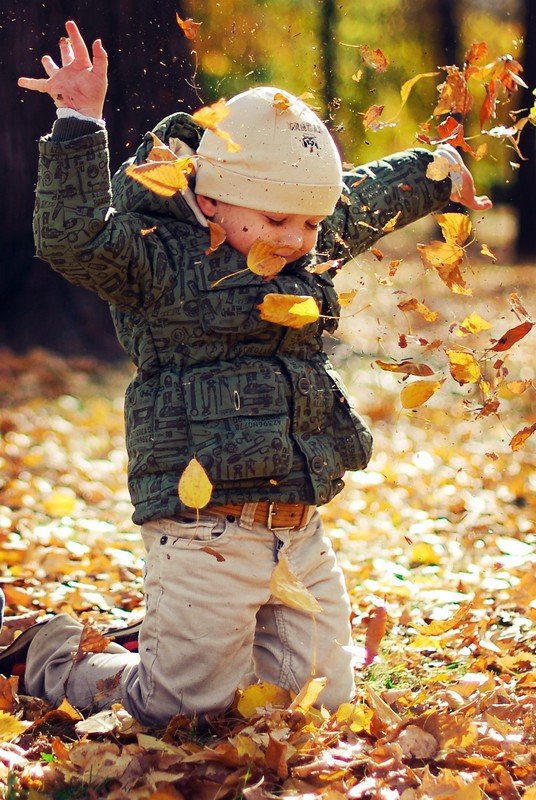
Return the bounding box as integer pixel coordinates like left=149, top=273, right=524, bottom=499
left=0, top=617, right=141, bottom=691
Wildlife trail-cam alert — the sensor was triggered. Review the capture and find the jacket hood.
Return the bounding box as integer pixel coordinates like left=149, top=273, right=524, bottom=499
left=111, top=113, right=205, bottom=224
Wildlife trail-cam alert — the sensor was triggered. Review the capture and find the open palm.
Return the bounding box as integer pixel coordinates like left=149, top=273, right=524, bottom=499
left=18, top=20, right=107, bottom=120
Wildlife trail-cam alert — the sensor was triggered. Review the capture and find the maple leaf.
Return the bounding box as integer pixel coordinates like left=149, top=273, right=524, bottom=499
left=176, top=13, right=202, bottom=40
left=464, top=41, right=488, bottom=66
left=247, top=240, right=287, bottom=279
left=434, top=66, right=473, bottom=117
left=178, top=457, right=213, bottom=509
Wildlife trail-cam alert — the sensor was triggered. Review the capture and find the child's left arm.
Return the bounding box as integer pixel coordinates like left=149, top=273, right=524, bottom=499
left=318, top=145, right=491, bottom=260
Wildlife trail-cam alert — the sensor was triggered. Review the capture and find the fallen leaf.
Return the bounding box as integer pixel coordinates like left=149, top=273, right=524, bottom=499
left=289, top=676, right=327, bottom=712
left=237, top=682, right=291, bottom=719
left=74, top=620, right=110, bottom=663
left=363, top=606, right=388, bottom=666
left=0, top=710, right=28, bottom=741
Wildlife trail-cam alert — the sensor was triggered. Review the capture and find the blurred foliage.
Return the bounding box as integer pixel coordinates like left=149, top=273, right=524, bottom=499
left=184, top=0, right=526, bottom=194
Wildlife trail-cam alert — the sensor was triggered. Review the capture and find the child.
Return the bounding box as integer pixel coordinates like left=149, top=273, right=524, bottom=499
left=7, top=21, right=490, bottom=725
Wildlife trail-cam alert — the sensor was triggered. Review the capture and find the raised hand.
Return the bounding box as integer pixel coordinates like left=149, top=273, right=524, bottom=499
left=18, top=20, right=108, bottom=120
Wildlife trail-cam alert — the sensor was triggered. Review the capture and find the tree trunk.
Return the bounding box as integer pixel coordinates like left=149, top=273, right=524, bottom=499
left=319, top=0, right=337, bottom=117
left=0, top=0, right=199, bottom=359
left=515, top=0, right=536, bottom=258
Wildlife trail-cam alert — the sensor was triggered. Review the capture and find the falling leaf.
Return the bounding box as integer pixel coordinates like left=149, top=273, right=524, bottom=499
left=435, top=213, right=472, bottom=246
left=509, top=291, right=533, bottom=322
left=0, top=710, right=29, bottom=741
left=446, top=350, right=481, bottom=385
left=178, top=457, right=213, bottom=509
left=247, top=240, right=286, bottom=278
left=125, top=158, right=195, bottom=197
left=399, top=71, right=440, bottom=113
left=74, top=620, right=111, bottom=663
left=370, top=248, right=384, bottom=261
left=307, top=259, right=342, bottom=275
left=436, top=116, right=477, bottom=156
left=272, top=92, right=291, bottom=111
left=363, top=606, right=388, bottom=666
left=362, top=104, right=384, bottom=130
left=205, top=221, right=226, bottom=255
left=140, top=226, right=157, bottom=237
left=270, top=553, right=322, bottom=614
left=509, top=422, right=536, bottom=451
left=411, top=541, right=442, bottom=565
left=176, top=13, right=202, bottom=40
left=490, top=320, right=533, bottom=351
left=237, top=682, right=291, bottom=718
left=375, top=360, right=435, bottom=377
left=289, top=677, right=327, bottom=712
left=455, top=312, right=492, bottom=336
left=417, top=241, right=470, bottom=295
left=426, top=155, right=451, bottom=181
left=358, top=45, right=389, bottom=72
left=498, top=379, right=533, bottom=397
left=479, top=244, right=495, bottom=261
left=257, top=294, right=320, bottom=328
left=398, top=298, right=439, bottom=322
left=147, top=132, right=179, bottom=163
left=351, top=69, right=363, bottom=83
left=465, top=41, right=488, bottom=65
left=192, top=99, right=240, bottom=153
left=338, top=289, right=358, bottom=307
left=382, top=210, right=402, bottom=232
left=400, top=379, right=444, bottom=409
left=434, top=66, right=473, bottom=117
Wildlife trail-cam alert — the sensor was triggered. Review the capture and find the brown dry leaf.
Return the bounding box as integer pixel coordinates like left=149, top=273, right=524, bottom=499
left=490, top=320, right=533, bottom=351
left=176, top=13, right=202, bottom=40
left=125, top=158, right=195, bottom=197
left=434, top=66, right=473, bottom=117
left=363, top=606, right=388, bottom=666
left=398, top=298, right=439, bottom=322
left=178, top=457, right=213, bottom=509
left=382, top=210, right=402, bottom=232
left=426, top=155, right=451, bottom=181
left=0, top=676, right=19, bottom=713
left=465, top=41, right=488, bottom=65
left=359, top=45, right=389, bottom=72
left=375, top=359, right=435, bottom=377
left=509, top=422, right=536, bottom=451
left=455, top=312, right=492, bottom=336
left=307, top=259, right=342, bottom=275
left=416, top=603, right=471, bottom=635
left=446, top=350, right=482, bottom=385
left=205, top=221, right=226, bottom=255
left=400, top=379, right=444, bottom=409
left=370, top=248, right=384, bottom=261
left=74, top=620, right=110, bottom=663
left=270, top=553, right=322, bottom=614
left=247, top=240, right=287, bottom=279
left=257, top=294, right=320, bottom=328
left=200, top=546, right=225, bottom=562
left=435, top=213, right=472, bottom=246
left=289, top=676, right=327, bottom=712
left=362, top=104, right=385, bottom=130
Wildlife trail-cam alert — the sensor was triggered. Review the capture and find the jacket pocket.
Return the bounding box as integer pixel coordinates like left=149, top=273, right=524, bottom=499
left=325, top=367, right=373, bottom=470
left=182, top=360, right=293, bottom=482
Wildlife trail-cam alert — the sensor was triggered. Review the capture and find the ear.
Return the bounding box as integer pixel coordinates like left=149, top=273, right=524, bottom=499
left=196, top=194, right=218, bottom=218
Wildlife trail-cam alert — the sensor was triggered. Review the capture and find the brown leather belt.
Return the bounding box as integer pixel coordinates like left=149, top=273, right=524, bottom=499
left=207, top=502, right=316, bottom=531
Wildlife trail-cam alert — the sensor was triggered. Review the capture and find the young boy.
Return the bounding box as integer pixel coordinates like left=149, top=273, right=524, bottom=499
left=6, top=22, right=490, bottom=725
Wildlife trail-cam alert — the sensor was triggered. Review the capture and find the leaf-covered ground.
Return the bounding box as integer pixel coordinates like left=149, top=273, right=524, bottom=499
left=0, top=253, right=535, bottom=799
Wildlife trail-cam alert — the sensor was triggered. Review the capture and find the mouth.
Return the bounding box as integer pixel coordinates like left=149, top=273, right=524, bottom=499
left=275, top=246, right=300, bottom=259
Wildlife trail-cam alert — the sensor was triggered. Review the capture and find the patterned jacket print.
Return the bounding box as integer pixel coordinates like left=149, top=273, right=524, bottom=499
left=33, top=113, right=451, bottom=524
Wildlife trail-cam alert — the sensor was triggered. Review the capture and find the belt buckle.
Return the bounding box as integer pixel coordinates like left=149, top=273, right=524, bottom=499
left=267, top=502, right=290, bottom=531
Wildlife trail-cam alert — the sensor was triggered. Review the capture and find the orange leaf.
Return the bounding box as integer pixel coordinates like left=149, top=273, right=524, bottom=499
left=272, top=92, right=291, bottom=111
left=436, top=116, right=477, bottom=157
left=383, top=210, right=402, bottom=232
left=364, top=606, right=388, bottom=666
left=434, top=67, right=472, bottom=117
left=74, top=620, right=110, bottom=664
left=178, top=457, right=213, bottom=509
left=435, top=213, right=472, bottom=246
left=446, top=350, right=481, bottom=385
left=362, top=104, right=385, bottom=130
left=359, top=45, right=389, bottom=72
left=205, top=221, right=227, bottom=255
left=417, top=240, right=470, bottom=295
left=401, top=379, right=444, bottom=409
left=416, top=604, right=471, bottom=635
left=192, top=99, right=240, bottom=153
left=510, top=422, right=536, bottom=451
left=125, top=158, right=194, bottom=196
left=465, top=41, right=488, bottom=65
left=176, top=13, right=202, bottom=40
left=247, top=240, right=286, bottom=278
left=398, top=298, right=439, bottom=322
left=490, top=320, right=533, bottom=351
left=375, top=359, right=434, bottom=377
left=257, top=294, right=319, bottom=329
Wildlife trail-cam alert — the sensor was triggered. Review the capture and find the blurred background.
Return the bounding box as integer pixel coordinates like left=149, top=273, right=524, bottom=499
left=1, top=0, right=534, bottom=359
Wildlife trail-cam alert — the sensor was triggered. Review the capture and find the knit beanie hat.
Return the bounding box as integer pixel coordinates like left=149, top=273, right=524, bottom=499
left=195, top=87, right=343, bottom=216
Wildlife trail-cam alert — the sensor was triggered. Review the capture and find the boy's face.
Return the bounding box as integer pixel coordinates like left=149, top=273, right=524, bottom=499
left=196, top=196, right=325, bottom=263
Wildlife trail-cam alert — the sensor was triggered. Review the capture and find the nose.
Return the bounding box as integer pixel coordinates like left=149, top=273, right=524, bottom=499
left=276, top=229, right=304, bottom=252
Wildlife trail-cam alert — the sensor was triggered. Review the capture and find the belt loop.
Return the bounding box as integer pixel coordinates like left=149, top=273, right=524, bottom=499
left=239, top=502, right=258, bottom=530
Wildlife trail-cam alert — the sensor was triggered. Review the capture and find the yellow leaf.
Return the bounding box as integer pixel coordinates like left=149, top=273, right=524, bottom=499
left=258, top=294, right=319, bottom=329
left=435, top=213, right=472, bottom=245
left=446, top=350, right=481, bottom=384
left=398, top=298, right=438, bottom=322
left=247, top=240, right=287, bottom=278
left=335, top=702, right=374, bottom=733
left=270, top=553, right=322, bottom=614
left=397, top=71, right=440, bottom=115
left=125, top=158, right=194, bottom=196
left=192, top=99, right=240, bottom=152
left=375, top=359, right=434, bottom=377
left=352, top=69, right=363, bottom=83
left=382, top=210, right=402, bottom=232
left=400, top=379, right=443, bottom=409
left=411, top=541, right=442, bottom=565
left=416, top=604, right=471, bottom=635
left=498, top=379, right=532, bottom=398
left=205, top=221, right=227, bottom=254
left=147, top=132, right=179, bottom=162
left=426, top=155, right=451, bottom=181
left=455, top=312, right=492, bottom=336
left=417, top=240, right=471, bottom=295
left=338, top=289, right=358, bottom=307
left=57, top=698, right=84, bottom=720
left=480, top=243, right=497, bottom=261
left=176, top=13, right=202, bottom=40
left=43, top=489, right=76, bottom=517
left=289, top=676, right=327, bottom=712
left=273, top=92, right=291, bottom=111
left=178, top=457, right=213, bottom=509
left=0, top=709, right=28, bottom=741
left=237, top=682, right=291, bottom=718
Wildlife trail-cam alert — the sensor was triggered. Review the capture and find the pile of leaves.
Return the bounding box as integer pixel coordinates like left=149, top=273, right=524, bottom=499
left=0, top=252, right=535, bottom=799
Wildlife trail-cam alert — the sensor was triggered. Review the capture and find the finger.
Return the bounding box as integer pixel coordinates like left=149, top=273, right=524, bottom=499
left=59, top=36, right=74, bottom=66
left=91, top=39, right=108, bottom=78
left=17, top=76, right=51, bottom=93
left=65, top=19, right=91, bottom=67
left=41, top=54, right=60, bottom=77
